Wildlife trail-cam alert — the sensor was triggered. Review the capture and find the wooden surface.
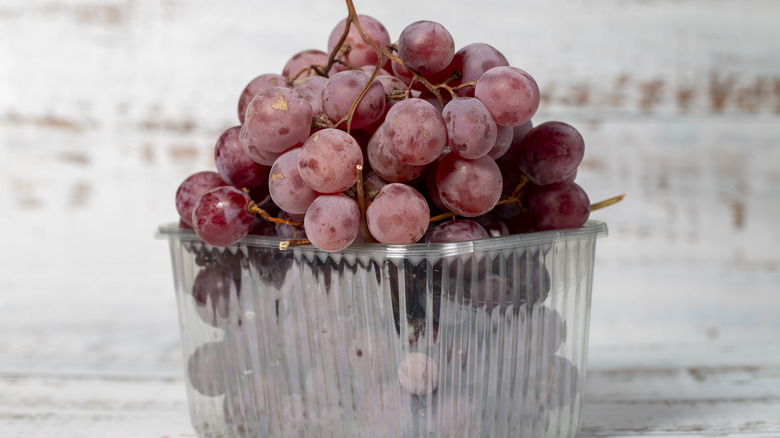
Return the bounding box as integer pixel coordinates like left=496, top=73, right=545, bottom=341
left=2, top=0, right=779, bottom=436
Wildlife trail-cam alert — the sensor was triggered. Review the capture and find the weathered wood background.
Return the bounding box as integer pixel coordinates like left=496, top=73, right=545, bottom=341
left=1, top=0, right=779, bottom=436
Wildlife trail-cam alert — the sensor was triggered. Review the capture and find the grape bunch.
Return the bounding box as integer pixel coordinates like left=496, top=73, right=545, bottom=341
left=174, top=1, right=617, bottom=252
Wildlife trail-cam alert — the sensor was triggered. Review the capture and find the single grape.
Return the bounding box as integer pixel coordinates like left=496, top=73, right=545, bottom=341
left=187, top=341, right=228, bottom=397
left=192, top=186, right=255, bottom=247
left=321, top=70, right=386, bottom=130
left=475, top=66, right=540, bottom=127
left=442, top=97, right=497, bottom=159
left=517, top=120, right=585, bottom=185
left=382, top=98, right=447, bottom=166
left=451, top=42, right=509, bottom=97
left=374, top=73, right=407, bottom=98
left=237, top=73, right=290, bottom=124
left=367, top=127, right=426, bottom=183
left=397, top=20, right=455, bottom=75
left=291, top=75, right=328, bottom=115
left=397, top=352, right=439, bottom=395
left=529, top=355, right=579, bottom=410
left=191, top=262, right=241, bottom=328
left=436, top=152, right=502, bottom=217
left=303, top=194, right=360, bottom=253
left=268, top=147, right=319, bottom=215
left=425, top=219, right=489, bottom=243
left=282, top=48, right=342, bottom=79
left=527, top=180, right=590, bottom=231
left=214, top=125, right=270, bottom=188
left=366, top=183, right=430, bottom=244
left=242, top=87, right=313, bottom=154
left=327, top=14, right=391, bottom=69
left=248, top=244, right=295, bottom=289
left=487, top=125, right=514, bottom=160
left=390, top=58, right=414, bottom=86
left=298, top=128, right=363, bottom=194
left=497, top=120, right=534, bottom=163
left=528, top=306, right=567, bottom=356
left=238, top=124, right=281, bottom=166
left=175, top=171, right=226, bottom=228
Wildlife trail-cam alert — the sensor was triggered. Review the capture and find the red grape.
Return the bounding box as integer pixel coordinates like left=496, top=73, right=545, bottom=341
left=366, top=183, right=429, bottom=244
left=192, top=186, right=255, bottom=247
left=175, top=171, right=227, bottom=228
left=436, top=152, right=502, bottom=217
left=397, top=20, right=455, bottom=75
left=475, top=66, right=540, bottom=127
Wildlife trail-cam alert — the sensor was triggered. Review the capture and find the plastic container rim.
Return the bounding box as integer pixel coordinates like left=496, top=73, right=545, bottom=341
left=157, top=220, right=607, bottom=258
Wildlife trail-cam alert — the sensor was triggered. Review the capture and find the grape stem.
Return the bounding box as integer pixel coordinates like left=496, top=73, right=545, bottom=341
left=590, top=194, right=625, bottom=211
left=355, top=164, right=376, bottom=243
left=247, top=203, right=303, bottom=227
left=279, top=239, right=311, bottom=250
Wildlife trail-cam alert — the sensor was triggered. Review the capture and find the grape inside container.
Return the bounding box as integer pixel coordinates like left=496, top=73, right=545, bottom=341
left=158, top=221, right=607, bottom=438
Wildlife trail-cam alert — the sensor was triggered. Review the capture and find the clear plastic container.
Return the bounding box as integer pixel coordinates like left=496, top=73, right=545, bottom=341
left=158, top=220, right=607, bottom=438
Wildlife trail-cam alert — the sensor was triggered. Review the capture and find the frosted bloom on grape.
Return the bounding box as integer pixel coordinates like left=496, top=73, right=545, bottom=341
left=214, top=125, right=270, bottom=188
left=242, top=87, right=313, bottom=154
left=328, top=15, right=391, bottom=69
left=398, top=20, right=455, bottom=75
left=268, top=148, right=319, bottom=215
left=303, top=194, right=360, bottom=252
left=366, top=183, right=430, bottom=244
left=321, top=70, right=386, bottom=130
left=192, top=186, right=255, bottom=247
left=238, top=124, right=281, bottom=166
left=397, top=352, right=439, bottom=395
left=367, top=127, right=426, bottom=183
left=442, top=97, right=497, bottom=159
left=175, top=171, right=226, bottom=228
left=383, top=98, right=447, bottom=166
left=237, top=73, right=290, bottom=124
left=292, top=75, right=328, bottom=115
left=452, top=42, right=509, bottom=97
left=298, top=129, right=363, bottom=194
left=517, top=121, right=585, bottom=185
left=436, top=153, right=503, bottom=217
left=475, top=66, right=540, bottom=127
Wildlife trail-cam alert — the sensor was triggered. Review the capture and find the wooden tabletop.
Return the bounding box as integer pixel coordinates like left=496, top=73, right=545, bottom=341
left=2, top=0, right=779, bottom=436
left=3, top=340, right=778, bottom=437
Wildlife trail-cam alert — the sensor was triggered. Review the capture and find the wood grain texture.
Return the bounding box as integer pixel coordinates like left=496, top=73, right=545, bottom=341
left=1, top=0, right=779, bottom=436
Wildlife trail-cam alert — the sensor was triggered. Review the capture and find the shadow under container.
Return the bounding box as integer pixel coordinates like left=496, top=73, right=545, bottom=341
left=158, top=220, right=607, bottom=438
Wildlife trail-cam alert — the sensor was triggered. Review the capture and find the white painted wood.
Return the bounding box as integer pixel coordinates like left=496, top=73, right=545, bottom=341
left=1, top=0, right=779, bottom=436
left=1, top=341, right=779, bottom=437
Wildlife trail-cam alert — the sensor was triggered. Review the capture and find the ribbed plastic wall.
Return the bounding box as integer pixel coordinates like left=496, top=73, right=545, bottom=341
left=161, top=221, right=606, bottom=438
